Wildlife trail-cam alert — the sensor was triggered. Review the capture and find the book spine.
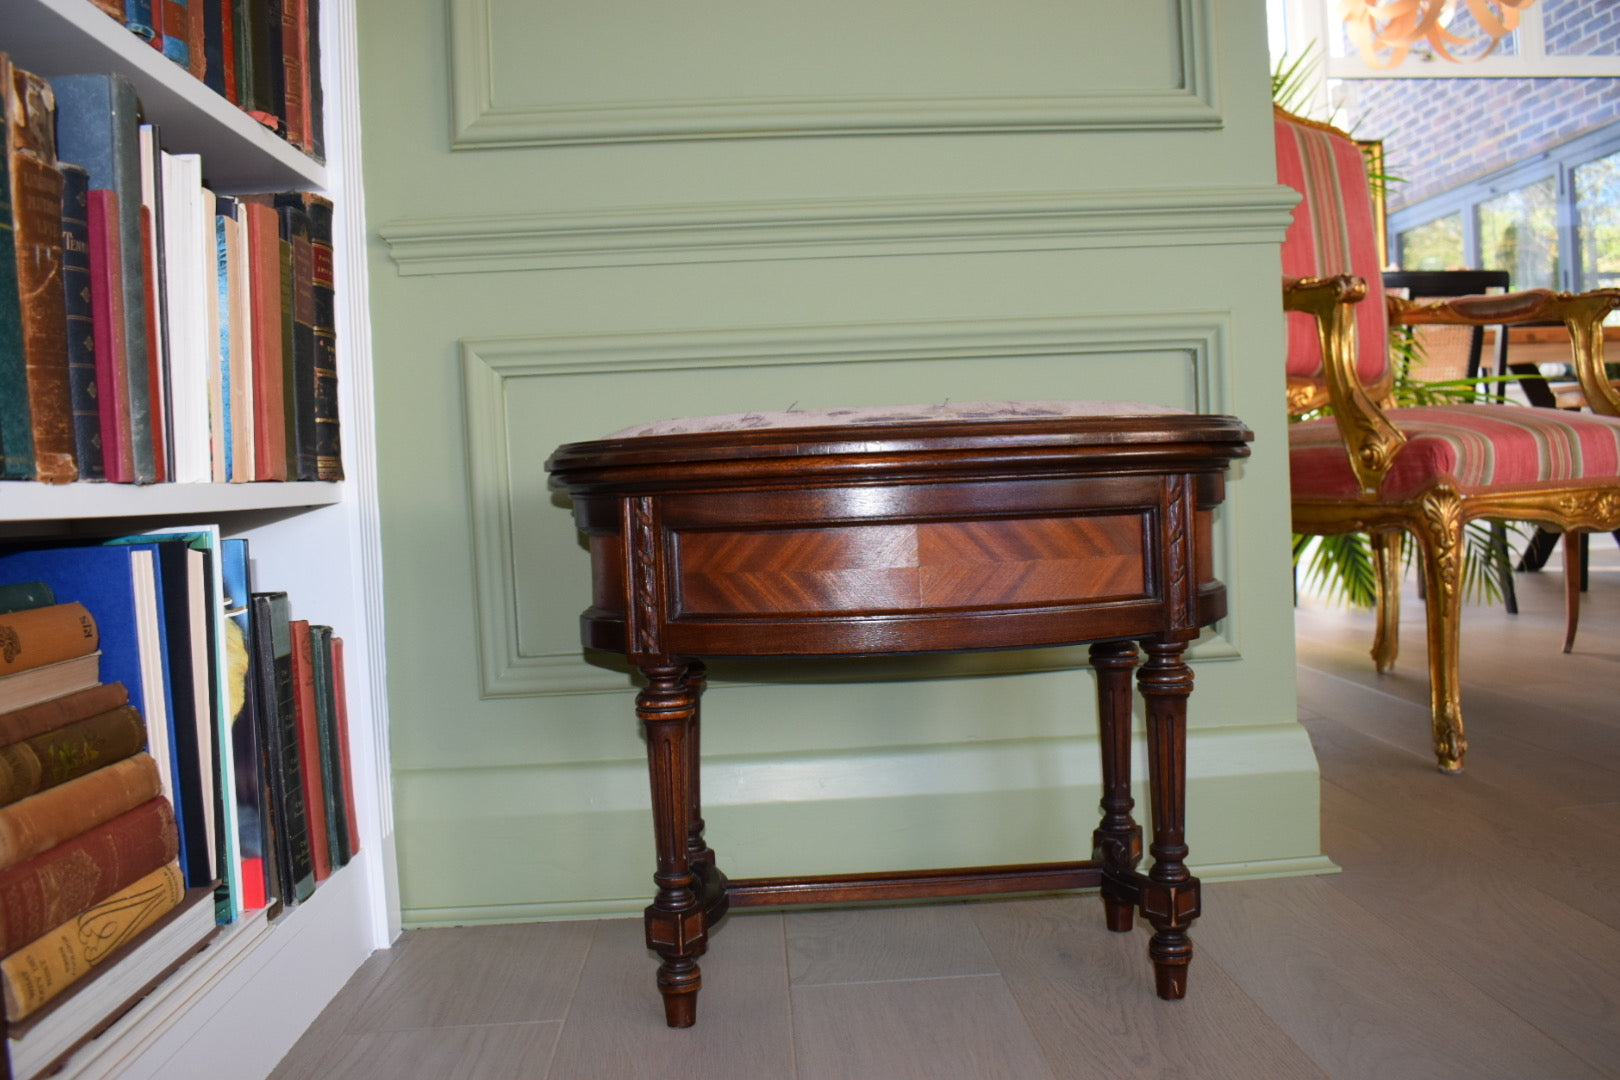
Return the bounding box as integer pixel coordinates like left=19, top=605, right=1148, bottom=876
left=250, top=592, right=313, bottom=907
left=280, top=0, right=307, bottom=149
left=289, top=620, right=329, bottom=880
left=89, top=0, right=126, bottom=17
left=188, top=0, right=209, bottom=81
left=303, top=193, right=340, bottom=480
left=160, top=0, right=192, bottom=68
left=332, top=636, right=358, bottom=857
left=0, top=682, right=129, bottom=748
left=244, top=199, right=287, bottom=479
left=0, top=602, right=98, bottom=676
left=124, top=0, right=158, bottom=43
left=0, top=57, right=32, bottom=481
left=59, top=163, right=105, bottom=481
left=0, top=753, right=163, bottom=870
left=310, top=625, right=345, bottom=866
left=0, top=860, right=184, bottom=1020
left=0, top=797, right=177, bottom=956
left=278, top=198, right=316, bottom=480
left=245, top=0, right=281, bottom=133
left=0, top=705, right=147, bottom=807
left=7, top=64, right=77, bottom=484
left=204, top=0, right=229, bottom=97
left=87, top=189, right=134, bottom=482
left=139, top=204, right=169, bottom=482
left=306, top=0, right=324, bottom=161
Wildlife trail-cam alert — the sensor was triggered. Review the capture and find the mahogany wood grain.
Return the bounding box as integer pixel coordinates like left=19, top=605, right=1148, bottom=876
left=547, top=412, right=1251, bottom=1027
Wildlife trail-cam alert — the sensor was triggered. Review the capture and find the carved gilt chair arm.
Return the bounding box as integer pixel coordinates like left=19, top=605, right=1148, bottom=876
left=1388, top=287, right=1620, bottom=417
left=1284, top=274, right=1406, bottom=496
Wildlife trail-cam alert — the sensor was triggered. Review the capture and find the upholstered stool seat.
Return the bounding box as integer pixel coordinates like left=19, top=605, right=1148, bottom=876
left=1291, top=405, right=1620, bottom=501
left=604, top=399, right=1186, bottom=439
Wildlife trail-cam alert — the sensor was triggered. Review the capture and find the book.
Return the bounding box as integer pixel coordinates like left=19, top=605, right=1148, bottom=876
left=123, top=0, right=157, bottom=46
left=4, top=58, right=76, bottom=484
left=216, top=195, right=254, bottom=481
left=0, top=682, right=128, bottom=749
left=88, top=1, right=126, bottom=19
left=220, top=539, right=267, bottom=911
left=0, top=54, right=29, bottom=482
left=87, top=189, right=134, bottom=482
left=276, top=196, right=317, bottom=479
left=0, top=603, right=98, bottom=677
left=0, top=796, right=176, bottom=957
left=242, top=197, right=287, bottom=479
left=306, top=0, right=325, bottom=161
left=0, top=704, right=145, bottom=807
left=59, top=163, right=104, bottom=481
left=303, top=193, right=341, bottom=480
left=5, top=884, right=215, bottom=1079
left=280, top=0, right=308, bottom=151
left=53, top=74, right=155, bottom=484
left=0, top=654, right=101, bottom=715
left=288, top=620, right=329, bottom=881
left=1, top=860, right=184, bottom=1021
left=159, top=0, right=192, bottom=69
left=157, top=151, right=211, bottom=483
left=330, top=635, right=359, bottom=859
left=250, top=591, right=313, bottom=909
left=138, top=160, right=169, bottom=482
left=0, top=581, right=53, bottom=616
left=0, top=754, right=163, bottom=871
left=244, top=0, right=281, bottom=134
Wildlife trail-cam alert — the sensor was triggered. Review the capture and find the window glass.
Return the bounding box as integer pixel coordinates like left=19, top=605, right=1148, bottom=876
left=1398, top=213, right=1464, bottom=270
left=1479, top=178, right=1559, bottom=288
left=1575, top=148, right=1620, bottom=290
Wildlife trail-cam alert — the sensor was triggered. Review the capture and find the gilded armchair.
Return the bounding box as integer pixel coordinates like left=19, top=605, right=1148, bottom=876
left=1275, top=106, right=1620, bottom=773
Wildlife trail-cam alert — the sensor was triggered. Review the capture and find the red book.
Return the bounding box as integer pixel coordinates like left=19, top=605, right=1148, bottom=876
left=139, top=206, right=169, bottom=483
left=87, top=190, right=134, bottom=483
left=220, top=0, right=239, bottom=105
left=0, top=797, right=177, bottom=955
left=280, top=0, right=308, bottom=150
left=243, top=199, right=287, bottom=480
left=289, top=620, right=330, bottom=881
left=332, top=637, right=359, bottom=857
left=0, top=681, right=128, bottom=748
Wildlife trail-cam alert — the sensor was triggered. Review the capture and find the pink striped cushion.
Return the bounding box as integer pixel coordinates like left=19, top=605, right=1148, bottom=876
left=1291, top=405, right=1620, bottom=500
left=1275, top=111, right=1389, bottom=386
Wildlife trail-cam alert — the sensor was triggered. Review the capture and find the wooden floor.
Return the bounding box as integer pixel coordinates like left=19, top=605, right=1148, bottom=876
left=271, top=545, right=1620, bottom=1080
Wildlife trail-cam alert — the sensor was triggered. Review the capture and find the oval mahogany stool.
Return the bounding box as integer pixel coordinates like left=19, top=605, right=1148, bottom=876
left=546, top=401, right=1253, bottom=1027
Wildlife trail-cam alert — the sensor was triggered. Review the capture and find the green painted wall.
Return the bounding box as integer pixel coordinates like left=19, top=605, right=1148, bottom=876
left=355, top=0, right=1329, bottom=926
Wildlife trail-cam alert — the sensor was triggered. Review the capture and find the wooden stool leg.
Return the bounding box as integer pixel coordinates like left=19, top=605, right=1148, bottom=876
left=1090, top=640, right=1141, bottom=933
left=683, top=661, right=715, bottom=872
left=637, top=662, right=706, bottom=1027
left=1138, top=639, right=1200, bottom=1001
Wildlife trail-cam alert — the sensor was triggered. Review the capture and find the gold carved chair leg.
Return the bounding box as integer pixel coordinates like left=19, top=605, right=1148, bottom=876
left=1370, top=530, right=1402, bottom=673
left=1413, top=488, right=1468, bottom=773
left=1563, top=532, right=1583, bottom=654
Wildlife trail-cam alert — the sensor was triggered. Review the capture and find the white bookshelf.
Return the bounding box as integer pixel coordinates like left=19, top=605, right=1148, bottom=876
left=0, top=1, right=397, bottom=1077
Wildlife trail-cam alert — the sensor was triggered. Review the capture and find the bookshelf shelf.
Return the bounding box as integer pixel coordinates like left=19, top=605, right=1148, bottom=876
left=0, top=0, right=325, bottom=191
left=0, top=1, right=394, bottom=1078
left=0, top=481, right=342, bottom=526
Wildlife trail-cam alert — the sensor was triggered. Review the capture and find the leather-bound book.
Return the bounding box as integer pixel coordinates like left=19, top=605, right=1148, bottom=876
left=0, top=602, right=98, bottom=677
left=0, top=56, right=29, bottom=480
left=250, top=592, right=313, bottom=907
left=86, top=189, right=134, bottom=482
left=54, top=74, right=155, bottom=484
left=303, top=193, right=340, bottom=479
left=5, top=61, right=77, bottom=483
left=307, top=0, right=324, bottom=161
left=280, top=0, right=307, bottom=150
left=123, top=0, right=158, bottom=44
left=0, top=705, right=147, bottom=807
left=288, top=620, right=329, bottom=880
left=276, top=196, right=316, bottom=479
left=204, top=0, right=230, bottom=99
left=0, top=797, right=177, bottom=957
left=242, top=197, right=287, bottom=479
left=0, top=754, right=164, bottom=871
left=0, top=682, right=129, bottom=749
left=159, top=0, right=192, bottom=69
left=60, top=164, right=105, bottom=480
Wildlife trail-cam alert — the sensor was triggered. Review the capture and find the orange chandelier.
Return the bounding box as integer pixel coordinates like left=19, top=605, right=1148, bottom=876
left=1340, top=0, right=1539, bottom=67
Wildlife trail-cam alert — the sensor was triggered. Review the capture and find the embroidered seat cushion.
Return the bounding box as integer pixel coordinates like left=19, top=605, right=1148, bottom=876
left=605, top=400, right=1185, bottom=439
left=1291, top=405, right=1620, bottom=500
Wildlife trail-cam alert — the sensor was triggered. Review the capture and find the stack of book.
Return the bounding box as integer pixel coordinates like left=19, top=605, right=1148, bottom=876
left=0, top=536, right=359, bottom=1078
left=0, top=50, right=342, bottom=486
left=82, top=0, right=325, bottom=161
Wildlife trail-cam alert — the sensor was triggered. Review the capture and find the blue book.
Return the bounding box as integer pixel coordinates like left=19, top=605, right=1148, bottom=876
left=221, top=538, right=272, bottom=912
left=215, top=200, right=235, bottom=481
left=123, top=0, right=156, bottom=42
left=52, top=74, right=155, bottom=484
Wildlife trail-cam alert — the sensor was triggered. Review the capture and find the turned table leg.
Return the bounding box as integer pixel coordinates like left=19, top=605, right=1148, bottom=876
left=637, top=662, right=708, bottom=1027
left=1090, top=640, right=1142, bottom=933
left=1137, top=639, right=1200, bottom=1001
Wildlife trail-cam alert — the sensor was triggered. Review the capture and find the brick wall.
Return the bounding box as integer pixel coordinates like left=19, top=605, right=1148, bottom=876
left=1338, top=0, right=1620, bottom=213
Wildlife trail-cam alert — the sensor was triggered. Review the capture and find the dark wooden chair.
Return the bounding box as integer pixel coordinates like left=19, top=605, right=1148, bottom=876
left=1277, top=105, right=1620, bottom=772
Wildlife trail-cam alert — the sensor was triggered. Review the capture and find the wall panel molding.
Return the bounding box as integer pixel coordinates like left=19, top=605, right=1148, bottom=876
left=462, top=314, right=1240, bottom=698
left=383, top=186, right=1297, bottom=276
left=448, top=0, right=1219, bottom=148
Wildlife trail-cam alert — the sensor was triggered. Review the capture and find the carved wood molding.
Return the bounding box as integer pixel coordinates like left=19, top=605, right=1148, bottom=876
left=380, top=187, right=1296, bottom=277
left=461, top=315, right=1240, bottom=696
left=448, top=0, right=1219, bottom=149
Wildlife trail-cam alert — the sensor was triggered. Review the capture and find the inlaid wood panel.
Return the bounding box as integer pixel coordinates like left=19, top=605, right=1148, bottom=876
left=673, top=515, right=1146, bottom=616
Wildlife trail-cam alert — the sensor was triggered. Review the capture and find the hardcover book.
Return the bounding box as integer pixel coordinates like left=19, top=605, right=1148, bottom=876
left=0, top=581, right=54, bottom=616
left=0, top=55, right=30, bottom=481
left=87, top=189, right=134, bottom=482
left=0, top=753, right=164, bottom=871
left=0, top=654, right=101, bottom=715
left=0, top=603, right=97, bottom=677
left=4, top=59, right=76, bottom=483
left=59, top=164, right=104, bottom=480
left=249, top=592, right=313, bottom=909
left=221, top=539, right=268, bottom=911
left=0, top=682, right=127, bottom=749
left=303, top=193, right=341, bottom=480
left=0, top=705, right=145, bottom=806
left=53, top=74, right=155, bottom=484
left=288, top=619, right=329, bottom=881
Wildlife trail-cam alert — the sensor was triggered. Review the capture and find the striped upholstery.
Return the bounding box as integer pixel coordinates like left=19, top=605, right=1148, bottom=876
left=1275, top=109, right=1390, bottom=386
left=1291, top=405, right=1620, bottom=500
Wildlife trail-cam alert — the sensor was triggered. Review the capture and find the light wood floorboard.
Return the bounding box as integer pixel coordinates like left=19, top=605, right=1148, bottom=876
left=269, top=548, right=1620, bottom=1079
